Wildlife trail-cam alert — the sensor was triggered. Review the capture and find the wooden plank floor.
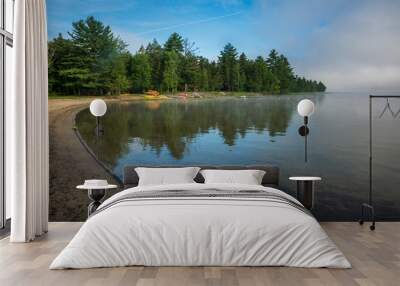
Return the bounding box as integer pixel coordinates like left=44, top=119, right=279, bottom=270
left=0, top=222, right=399, bottom=286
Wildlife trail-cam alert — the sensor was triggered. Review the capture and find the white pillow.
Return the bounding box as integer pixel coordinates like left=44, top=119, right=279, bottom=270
left=200, top=169, right=266, bottom=185
left=135, top=167, right=200, bottom=186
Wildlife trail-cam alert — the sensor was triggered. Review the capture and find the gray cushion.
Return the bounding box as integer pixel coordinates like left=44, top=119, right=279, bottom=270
left=123, top=165, right=279, bottom=189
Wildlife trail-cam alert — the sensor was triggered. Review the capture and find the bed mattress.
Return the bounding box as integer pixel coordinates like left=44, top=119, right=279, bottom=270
left=50, top=183, right=350, bottom=269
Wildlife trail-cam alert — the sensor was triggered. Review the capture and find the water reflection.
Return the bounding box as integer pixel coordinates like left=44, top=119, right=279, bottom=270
left=76, top=93, right=400, bottom=220
left=76, top=96, right=307, bottom=163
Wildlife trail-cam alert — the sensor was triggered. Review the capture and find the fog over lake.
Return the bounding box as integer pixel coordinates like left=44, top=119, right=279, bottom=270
left=76, top=93, right=400, bottom=220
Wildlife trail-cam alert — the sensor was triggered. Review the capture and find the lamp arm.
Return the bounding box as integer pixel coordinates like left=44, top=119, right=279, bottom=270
left=304, top=116, right=309, bottom=162
left=305, top=130, right=308, bottom=162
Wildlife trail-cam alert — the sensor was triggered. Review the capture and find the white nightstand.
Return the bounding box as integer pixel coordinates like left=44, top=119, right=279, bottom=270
left=77, top=181, right=118, bottom=217
left=289, top=176, right=322, bottom=210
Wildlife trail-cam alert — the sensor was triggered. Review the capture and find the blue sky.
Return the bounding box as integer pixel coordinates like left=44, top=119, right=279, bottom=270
left=47, top=0, right=400, bottom=91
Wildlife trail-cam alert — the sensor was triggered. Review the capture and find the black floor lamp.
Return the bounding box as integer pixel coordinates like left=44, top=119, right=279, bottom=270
left=297, top=99, right=315, bottom=162
left=360, top=95, right=400, bottom=231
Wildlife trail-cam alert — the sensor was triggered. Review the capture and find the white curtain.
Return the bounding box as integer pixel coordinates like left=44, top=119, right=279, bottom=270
left=9, top=0, right=49, bottom=242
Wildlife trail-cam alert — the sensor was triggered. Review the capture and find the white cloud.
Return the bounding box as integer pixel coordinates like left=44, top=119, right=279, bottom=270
left=295, top=1, right=400, bottom=91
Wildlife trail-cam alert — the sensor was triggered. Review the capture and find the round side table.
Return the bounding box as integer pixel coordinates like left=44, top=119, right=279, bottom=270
left=289, top=176, right=322, bottom=210
left=77, top=184, right=118, bottom=217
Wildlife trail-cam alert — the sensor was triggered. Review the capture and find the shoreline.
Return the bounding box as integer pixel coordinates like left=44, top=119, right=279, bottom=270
left=49, top=91, right=277, bottom=101
left=49, top=90, right=329, bottom=99
left=49, top=95, right=173, bottom=221
left=49, top=98, right=124, bottom=221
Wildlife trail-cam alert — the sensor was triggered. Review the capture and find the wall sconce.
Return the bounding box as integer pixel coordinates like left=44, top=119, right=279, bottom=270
left=297, top=99, right=315, bottom=162
left=90, top=99, right=107, bottom=136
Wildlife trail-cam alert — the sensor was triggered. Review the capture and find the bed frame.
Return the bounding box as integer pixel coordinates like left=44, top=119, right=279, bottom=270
left=123, top=165, right=280, bottom=189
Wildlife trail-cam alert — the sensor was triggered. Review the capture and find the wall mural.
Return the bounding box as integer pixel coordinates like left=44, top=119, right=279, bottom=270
left=47, top=1, right=400, bottom=222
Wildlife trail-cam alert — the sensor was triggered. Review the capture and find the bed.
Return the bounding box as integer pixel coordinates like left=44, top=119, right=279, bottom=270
left=50, top=165, right=350, bottom=269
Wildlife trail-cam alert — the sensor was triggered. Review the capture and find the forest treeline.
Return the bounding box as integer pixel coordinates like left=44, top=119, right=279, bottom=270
left=49, top=16, right=326, bottom=96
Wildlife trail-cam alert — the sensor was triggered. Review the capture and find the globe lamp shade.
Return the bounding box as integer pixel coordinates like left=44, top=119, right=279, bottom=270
left=90, top=99, right=107, bottom=117
left=297, top=99, right=315, bottom=117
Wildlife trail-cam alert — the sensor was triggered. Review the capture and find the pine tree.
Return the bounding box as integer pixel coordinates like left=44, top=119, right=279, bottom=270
left=219, top=43, right=240, bottom=91
left=99, top=51, right=130, bottom=95
left=48, top=34, right=90, bottom=95
left=253, top=56, right=267, bottom=92
left=48, top=23, right=327, bottom=95
left=68, top=16, right=128, bottom=94
left=130, top=50, right=152, bottom=93
left=164, top=32, right=184, bottom=53
left=196, top=57, right=210, bottom=91
left=238, top=53, right=249, bottom=91
left=208, top=61, right=222, bottom=91
left=180, top=53, right=198, bottom=91
left=266, top=50, right=294, bottom=93
left=145, top=39, right=163, bottom=90
left=317, top=81, right=326, bottom=91
left=162, top=51, right=180, bottom=93
left=266, top=49, right=279, bottom=74
left=276, top=55, right=294, bottom=93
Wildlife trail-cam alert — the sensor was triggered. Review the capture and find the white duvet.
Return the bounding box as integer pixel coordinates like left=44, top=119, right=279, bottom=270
left=50, top=183, right=350, bottom=269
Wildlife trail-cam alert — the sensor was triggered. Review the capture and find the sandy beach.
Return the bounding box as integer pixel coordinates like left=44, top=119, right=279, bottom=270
left=49, top=96, right=144, bottom=221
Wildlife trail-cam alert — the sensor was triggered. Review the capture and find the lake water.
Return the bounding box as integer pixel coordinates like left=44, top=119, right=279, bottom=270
left=76, top=92, right=400, bottom=220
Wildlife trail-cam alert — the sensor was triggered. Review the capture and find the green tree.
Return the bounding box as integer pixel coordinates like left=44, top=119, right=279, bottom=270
left=164, top=32, right=184, bottom=53
left=68, top=16, right=128, bottom=94
left=48, top=24, right=327, bottom=95
left=317, top=81, right=326, bottom=91
left=196, top=57, right=209, bottom=91
left=48, top=34, right=71, bottom=93
left=178, top=40, right=197, bottom=91
left=208, top=61, right=222, bottom=91
left=162, top=51, right=180, bottom=93
left=266, top=50, right=294, bottom=93
left=69, top=16, right=127, bottom=57
left=238, top=53, right=249, bottom=91
left=219, top=43, right=240, bottom=91
left=276, top=55, right=294, bottom=93
left=48, top=34, right=91, bottom=95
left=253, top=56, right=268, bottom=92
left=106, top=53, right=130, bottom=95
left=145, top=39, right=163, bottom=90
left=130, top=50, right=152, bottom=93
left=266, top=49, right=279, bottom=74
